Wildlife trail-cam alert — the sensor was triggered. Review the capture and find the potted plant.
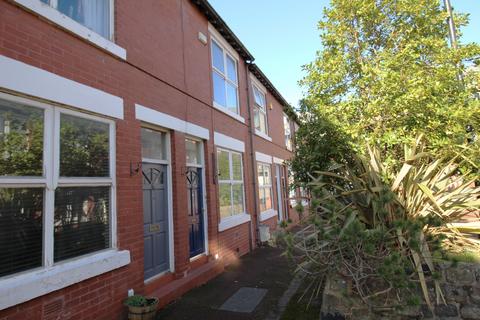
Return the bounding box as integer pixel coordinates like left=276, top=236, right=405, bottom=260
left=124, top=295, right=159, bottom=320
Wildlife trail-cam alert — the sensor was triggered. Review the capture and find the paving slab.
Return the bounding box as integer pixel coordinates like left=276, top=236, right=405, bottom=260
left=156, top=245, right=297, bottom=320
left=219, top=287, right=268, bottom=313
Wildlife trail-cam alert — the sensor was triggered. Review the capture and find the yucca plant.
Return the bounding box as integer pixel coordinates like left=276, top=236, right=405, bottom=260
left=286, top=136, right=480, bottom=312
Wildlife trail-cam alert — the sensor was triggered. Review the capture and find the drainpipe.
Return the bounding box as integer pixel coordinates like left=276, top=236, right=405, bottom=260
left=245, top=60, right=260, bottom=250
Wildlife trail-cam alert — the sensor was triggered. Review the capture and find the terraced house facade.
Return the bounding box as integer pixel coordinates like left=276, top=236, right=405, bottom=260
left=0, top=0, right=302, bottom=318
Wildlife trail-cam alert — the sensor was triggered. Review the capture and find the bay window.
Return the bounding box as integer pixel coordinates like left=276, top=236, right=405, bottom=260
left=257, top=163, right=272, bottom=213
left=217, top=148, right=244, bottom=219
left=0, top=96, right=115, bottom=278
left=211, top=38, right=239, bottom=115
left=253, top=85, right=268, bottom=136
left=39, top=0, right=112, bottom=39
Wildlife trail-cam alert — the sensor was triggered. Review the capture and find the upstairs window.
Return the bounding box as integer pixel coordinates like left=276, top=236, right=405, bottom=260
left=253, top=85, right=268, bottom=135
left=40, top=0, right=112, bottom=39
left=211, top=38, right=239, bottom=115
left=284, top=113, right=293, bottom=151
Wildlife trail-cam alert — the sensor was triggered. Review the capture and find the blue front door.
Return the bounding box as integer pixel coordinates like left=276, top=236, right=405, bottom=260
left=143, top=163, right=169, bottom=279
left=187, top=167, right=204, bottom=257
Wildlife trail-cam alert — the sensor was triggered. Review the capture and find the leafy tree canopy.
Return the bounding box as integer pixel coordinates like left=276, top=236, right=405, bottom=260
left=299, top=0, right=480, bottom=182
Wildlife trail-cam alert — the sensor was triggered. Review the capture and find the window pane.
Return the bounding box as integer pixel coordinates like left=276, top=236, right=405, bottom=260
left=211, top=41, right=224, bottom=73
left=57, top=0, right=110, bottom=38
left=264, top=165, right=271, bottom=185
left=254, top=108, right=261, bottom=132
left=213, top=71, right=227, bottom=107
left=217, top=150, right=230, bottom=180
left=259, top=112, right=267, bottom=134
left=0, top=100, right=43, bottom=176
left=60, top=114, right=109, bottom=177
left=264, top=188, right=272, bottom=210
left=226, top=82, right=238, bottom=114
left=219, top=183, right=231, bottom=219
left=253, top=87, right=265, bottom=108
left=186, top=139, right=201, bottom=165
left=232, top=184, right=244, bottom=214
left=54, top=187, right=110, bottom=262
left=0, top=188, right=43, bottom=277
left=226, top=55, right=237, bottom=83
left=141, top=128, right=166, bottom=161
left=257, top=164, right=264, bottom=186
left=259, top=188, right=266, bottom=212
left=232, top=153, right=242, bottom=180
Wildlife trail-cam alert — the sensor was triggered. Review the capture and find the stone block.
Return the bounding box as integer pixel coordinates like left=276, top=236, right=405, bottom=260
left=434, top=304, right=458, bottom=317
left=460, top=306, right=480, bottom=320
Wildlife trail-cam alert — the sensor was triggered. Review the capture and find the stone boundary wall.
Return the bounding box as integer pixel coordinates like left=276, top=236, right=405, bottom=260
left=321, top=262, right=480, bottom=320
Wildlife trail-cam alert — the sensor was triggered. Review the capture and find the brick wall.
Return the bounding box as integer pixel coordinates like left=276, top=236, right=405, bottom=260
left=0, top=0, right=296, bottom=318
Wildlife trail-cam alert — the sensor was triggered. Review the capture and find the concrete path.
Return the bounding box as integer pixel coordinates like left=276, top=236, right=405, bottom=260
left=156, top=246, right=298, bottom=320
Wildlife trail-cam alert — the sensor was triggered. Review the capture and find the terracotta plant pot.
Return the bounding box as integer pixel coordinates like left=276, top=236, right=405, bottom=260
left=125, top=297, right=159, bottom=320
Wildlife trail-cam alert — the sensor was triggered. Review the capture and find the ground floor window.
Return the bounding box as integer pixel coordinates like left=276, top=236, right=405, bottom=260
left=0, top=94, right=115, bottom=278
left=257, top=162, right=272, bottom=213
left=217, top=148, right=245, bottom=219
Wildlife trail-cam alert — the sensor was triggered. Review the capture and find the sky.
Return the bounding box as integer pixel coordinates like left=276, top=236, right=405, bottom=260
left=208, top=0, right=480, bottom=109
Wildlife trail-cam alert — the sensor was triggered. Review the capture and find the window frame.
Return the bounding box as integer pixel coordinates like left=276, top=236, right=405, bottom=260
left=210, top=37, right=240, bottom=116
left=283, top=113, right=293, bottom=151
left=13, top=0, right=125, bottom=59
left=257, top=162, right=273, bottom=213
left=0, top=93, right=117, bottom=275
left=216, top=148, right=245, bottom=220
left=252, top=83, right=269, bottom=137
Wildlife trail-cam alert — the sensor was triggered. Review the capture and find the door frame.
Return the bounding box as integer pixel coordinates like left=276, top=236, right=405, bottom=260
left=141, top=125, right=175, bottom=282
left=186, top=137, right=209, bottom=261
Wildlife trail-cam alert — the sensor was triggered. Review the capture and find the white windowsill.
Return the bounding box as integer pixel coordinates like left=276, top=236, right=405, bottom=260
left=0, top=249, right=131, bottom=310
left=218, top=213, right=251, bottom=232
left=13, top=0, right=127, bottom=60
left=213, top=102, right=245, bottom=124
left=255, top=130, right=272, bottom=142
left=259, top=209, right=277, bottom=222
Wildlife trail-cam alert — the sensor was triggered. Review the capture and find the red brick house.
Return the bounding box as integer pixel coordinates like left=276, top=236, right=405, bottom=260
left=0, top=0, right=302, bottom=318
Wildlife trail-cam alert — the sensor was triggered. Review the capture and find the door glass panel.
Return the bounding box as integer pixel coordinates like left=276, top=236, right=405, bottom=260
left=0, top=188, right=43, bottom=277
left=60, top=113, right=109, bottom=177
left=54, top=186, right=110, bottom=262
left=0, top=100, right=44, bottom=176
left=186, top=139, right=201, bottom=165
left=219, top=183, right=231, bottom=218
left=141, top=128, right=166, bottom=161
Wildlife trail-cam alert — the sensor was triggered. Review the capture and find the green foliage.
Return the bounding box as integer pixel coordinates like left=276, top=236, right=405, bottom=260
left=124, top=295, right=150, bottom=307
left=300, top=0, right=480, bottom=172
left=286, top=138, right=480, bottom=311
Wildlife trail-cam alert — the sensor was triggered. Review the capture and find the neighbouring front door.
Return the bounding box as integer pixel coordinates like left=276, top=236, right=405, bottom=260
left=143, top=163, right=170, bottom=279
left=187, top=167, right=205, bottom=258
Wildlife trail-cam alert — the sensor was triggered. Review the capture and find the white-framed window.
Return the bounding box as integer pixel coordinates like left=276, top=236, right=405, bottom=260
left=257, top=162, right=272, bottom=213
left=39, top=0, right=113, bottom=39
left=0, top=95, right=116, bottom=279
left=284, top=113, right=293, bottom=151
left=217, top=148, right=245, bottom=219
left=253, top=84, right=268, bottom=136
left=211, top=38, right=239, bottom=115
